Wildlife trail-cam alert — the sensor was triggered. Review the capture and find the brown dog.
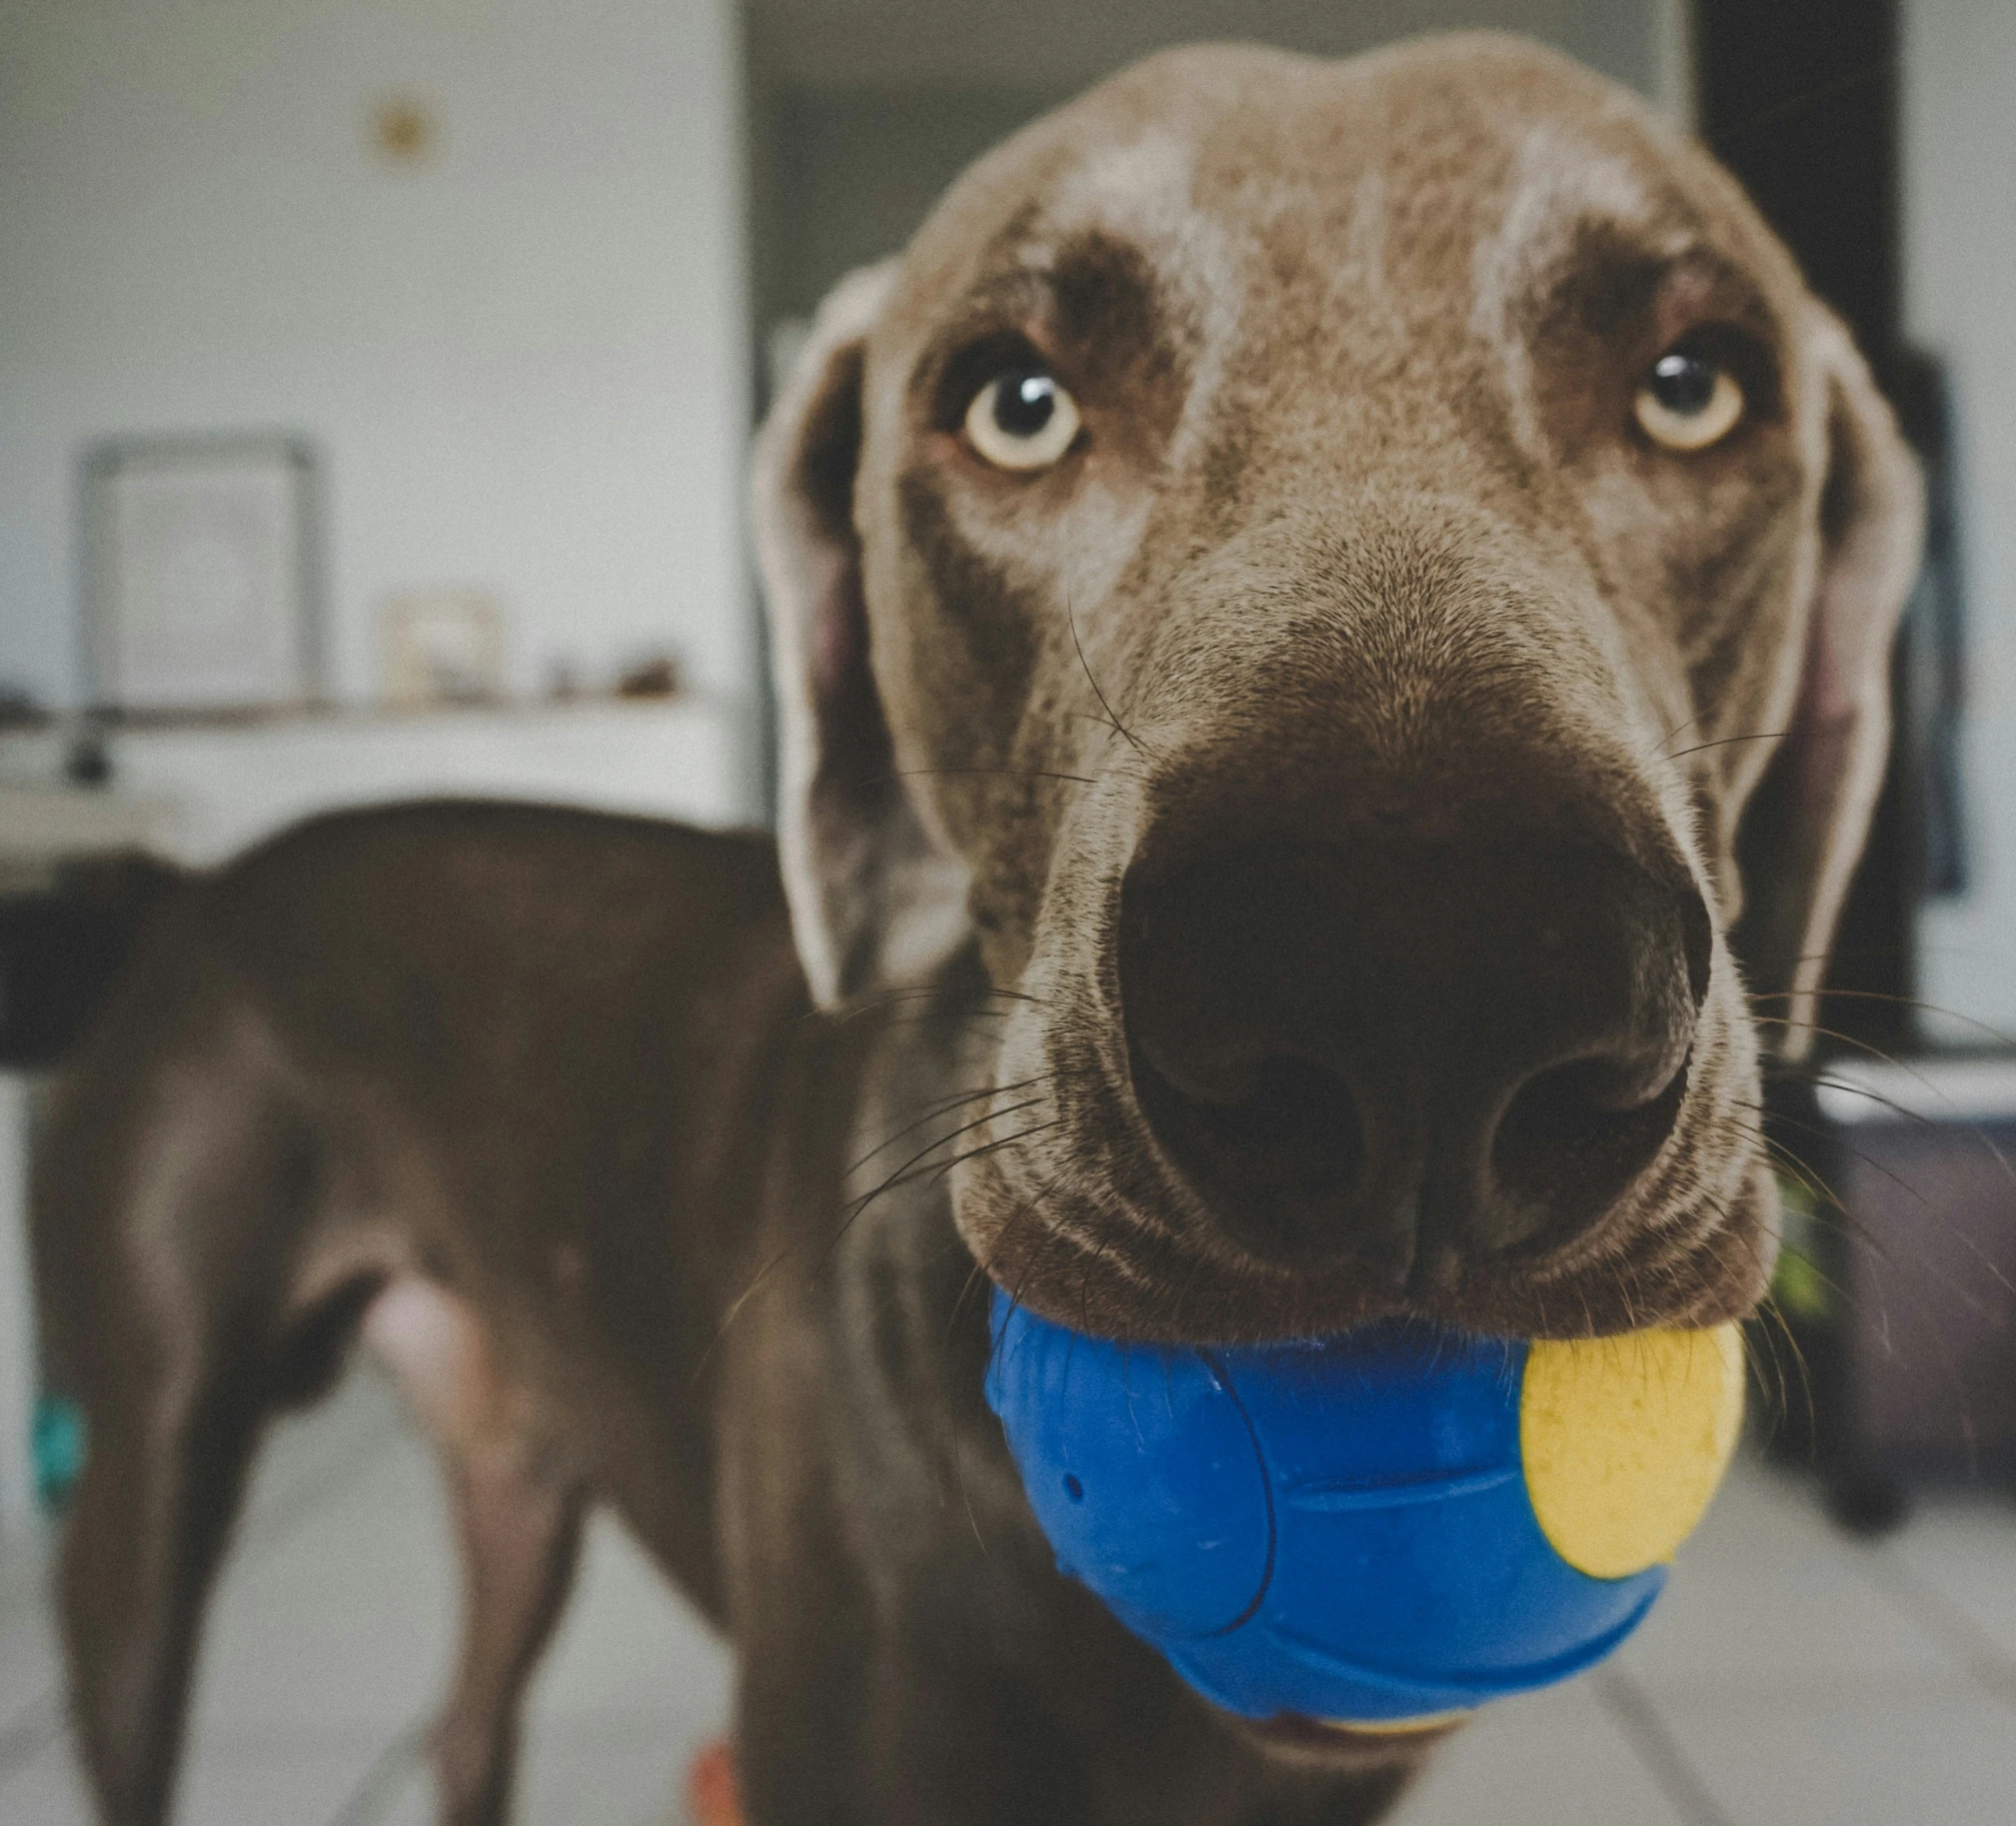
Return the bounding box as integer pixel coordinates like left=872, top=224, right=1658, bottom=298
left=39, top=34, right=1921, bottom=1826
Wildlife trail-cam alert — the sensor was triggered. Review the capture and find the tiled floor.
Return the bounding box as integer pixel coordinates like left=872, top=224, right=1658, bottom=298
left=0, top=1368, right=734, bottom=1826
left=0, top=1365, right=2011, bottom=1825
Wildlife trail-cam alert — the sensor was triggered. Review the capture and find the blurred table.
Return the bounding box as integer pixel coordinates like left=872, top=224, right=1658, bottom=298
left=0, top=695, right=759, bottom=866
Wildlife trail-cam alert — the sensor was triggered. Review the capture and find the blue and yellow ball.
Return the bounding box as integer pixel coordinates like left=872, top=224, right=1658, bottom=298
left=985, top=1294, right=1742, bottom=1727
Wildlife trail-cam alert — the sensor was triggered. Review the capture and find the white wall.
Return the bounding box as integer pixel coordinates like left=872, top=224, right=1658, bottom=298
left=1903, top=0, right=2016, bottom=1036
left=0, top=0, right=751, bottom=716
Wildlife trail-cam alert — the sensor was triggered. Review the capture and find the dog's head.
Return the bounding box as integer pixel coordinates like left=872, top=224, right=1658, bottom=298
left=754, top=36, right=1922, bottom=1344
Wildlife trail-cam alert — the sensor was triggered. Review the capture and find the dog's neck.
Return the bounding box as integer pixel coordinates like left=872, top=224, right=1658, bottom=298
left=818, top=947, right=1041, bottom=1528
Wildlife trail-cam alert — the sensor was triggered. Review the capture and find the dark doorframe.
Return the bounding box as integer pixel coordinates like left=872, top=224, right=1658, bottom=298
left=1696, top=0, right=1919, bottom=1055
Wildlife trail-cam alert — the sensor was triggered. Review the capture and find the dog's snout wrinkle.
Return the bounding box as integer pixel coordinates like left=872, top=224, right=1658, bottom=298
left=1118, top=833, right=1703, bottom=1282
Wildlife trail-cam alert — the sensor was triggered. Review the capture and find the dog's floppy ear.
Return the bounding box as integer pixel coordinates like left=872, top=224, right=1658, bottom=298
left=752, top=262, right=970, bottom=1008
left=1737, top=317, right=1925, bottom=1058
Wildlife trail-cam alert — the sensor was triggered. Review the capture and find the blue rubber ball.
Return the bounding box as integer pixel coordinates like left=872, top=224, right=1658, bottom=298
left=985, top=1291, right=1740, bottom=1726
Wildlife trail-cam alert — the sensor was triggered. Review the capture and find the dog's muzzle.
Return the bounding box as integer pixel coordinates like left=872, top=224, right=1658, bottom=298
left=1118, top=831, right=1712, bottom=1284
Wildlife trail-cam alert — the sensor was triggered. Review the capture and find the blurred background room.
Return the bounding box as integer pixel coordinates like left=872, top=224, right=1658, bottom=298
left=2, top=1, right=2014, bottom=1821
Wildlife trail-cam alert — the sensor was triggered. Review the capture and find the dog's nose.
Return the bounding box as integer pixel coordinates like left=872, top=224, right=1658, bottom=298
left=1118, top=836, right=1709, bottom=1281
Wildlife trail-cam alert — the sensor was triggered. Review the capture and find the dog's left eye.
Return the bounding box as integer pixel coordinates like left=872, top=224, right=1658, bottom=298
left=964, top=368, right=1082, bottom=471
left=1633, top=349, right=1745, bottom=452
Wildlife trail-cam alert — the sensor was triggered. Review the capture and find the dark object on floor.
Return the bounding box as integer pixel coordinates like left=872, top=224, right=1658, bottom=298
left=0, top=854, right=182, bottom=1067
left=1823, top=1464, right=1913, bottom=1539
left=0, top=683, right=47, bottom=731
left=615, top=653, right=682, bottom=698
left=34, top=1392, right=87, bottom=1513
left=64, top=730, right=112, bottom=787
left=689, top=1740, right=744, bottom=1826
left=1760, top=1058, right=2016, bottom=1532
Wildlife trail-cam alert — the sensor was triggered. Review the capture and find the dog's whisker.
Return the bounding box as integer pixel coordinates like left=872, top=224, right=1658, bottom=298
left=1708, top=1112, right=2008, bottom=1322
left=1747, top=1201, right=1986, bottom=1473
left=851, top=1224, right=997, bottom=1535
left=982, top=1241, right=1052, bottom=1408
left=1065, top=592, right=1150, bottom=762
left=1793, top=1064, right=2016, bottom=1185
left=1658, top=729, right=1792, bottom=764
left=847, top=1076, right=1050, bottom=1177
left=1650, top=708, right=1710, bottom=757
left=869, top=1009, right=1018, bottom=1036
left=845, top=1098, right=1050, bottom=1212
left=936, top=1264, right=999, bottom=1539
left=1730, top=1220, right=1819, bottom=1435
left=1718, top=54, right=1890, bottom=146
left=1752, top=1013, right=1928, bottom=1077
left=689, top=1238, right=801, bottom=1391
left=1687, top=1190, right=1815, bottom=1442
left=1795, top=1080, right=2016, bottom=1225
left=1740, top=1092, right=2015, bottom=1246
left=898, top=765, right=1103, bottom=788
left=945, top=1179, right=1050, bottom=1355
left=1759, top=1017, right=2016, bottom=1189
left=1169, top=1255, right=1214, bottom=1336
left=1750, top=987, right=2016, bottom=1050
left=1749, top=1293, right=1814, bottom=1448
left=698, top=1093, right=1057, bottom=1378
left=1709, top=1114, right=1865, bottom=1239
left=809, top=982, right=1048, bottom=1029
left=944, top=1255, right=993, bottom=1361
left=919, top=1120, right=1064, bottom=1195
left=810, top=1113, right=1064, bottom=1292
left=1076, top=1229, right=1120, bottom=1339
left=934, top=1175, right=1069, bottom=1548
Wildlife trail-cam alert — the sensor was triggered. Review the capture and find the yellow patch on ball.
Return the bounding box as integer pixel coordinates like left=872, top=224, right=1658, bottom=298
left=1519, top=1325, right=1744, bottom=1580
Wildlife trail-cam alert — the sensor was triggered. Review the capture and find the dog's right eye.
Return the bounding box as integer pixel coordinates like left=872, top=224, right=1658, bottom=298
left=964, top=368, right=1082, bottom=471
left=1633, top=348, right=1745, bottom=452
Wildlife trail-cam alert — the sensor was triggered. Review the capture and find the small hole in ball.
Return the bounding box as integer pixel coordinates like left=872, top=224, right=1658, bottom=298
left=1063, top=1473, right=1084, bottom=1503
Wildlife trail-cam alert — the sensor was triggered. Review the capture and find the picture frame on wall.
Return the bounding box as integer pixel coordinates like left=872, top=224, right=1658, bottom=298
left=80, top=433, right=325, bottom=717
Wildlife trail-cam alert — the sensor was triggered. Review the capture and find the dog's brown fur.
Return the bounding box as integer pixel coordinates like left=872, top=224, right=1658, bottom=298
left=40, top=35, right=1920, bottom=1826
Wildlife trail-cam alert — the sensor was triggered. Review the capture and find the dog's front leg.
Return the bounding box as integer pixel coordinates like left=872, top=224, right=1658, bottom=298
left=717, top=1277, right=1103, bottom=1826
left=857, top=1579, right=1430, bottom=1826
left=735, top=1587, right=1123, bottom=1826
